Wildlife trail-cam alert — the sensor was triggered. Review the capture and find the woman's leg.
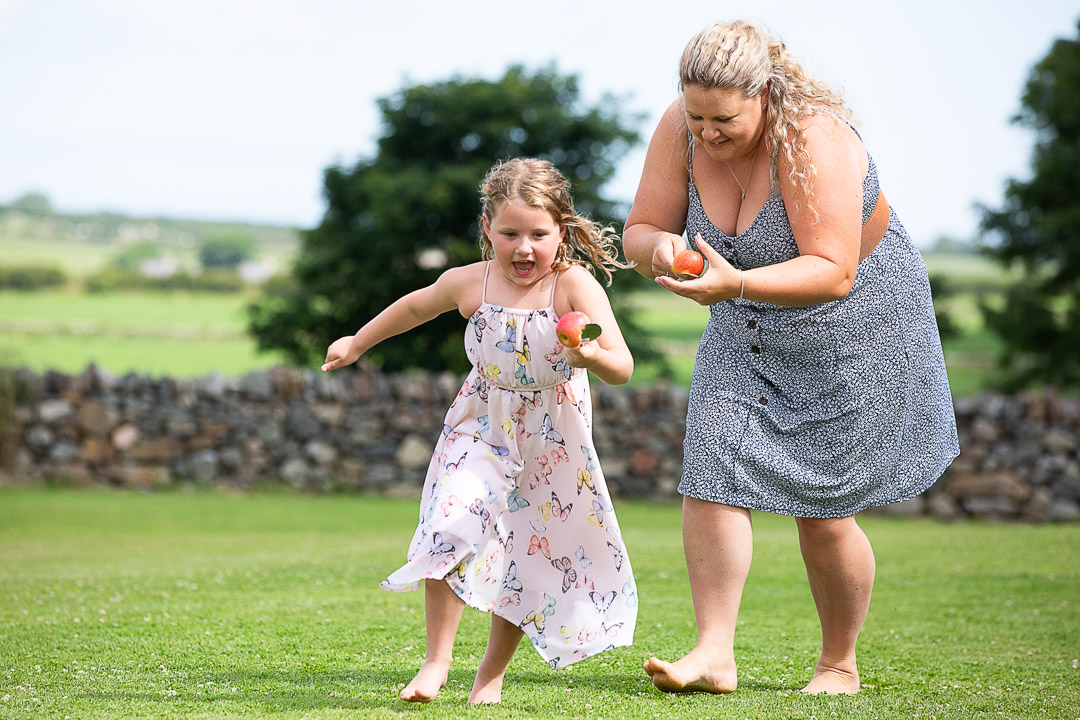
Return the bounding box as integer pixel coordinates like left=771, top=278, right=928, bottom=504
left=795, top=515, right=875, bottom=695
left=644, top=498, right=752, bottom=693
left=468, top=614, right=525, bottom=704
left=400, top=579, right=466, bottom=702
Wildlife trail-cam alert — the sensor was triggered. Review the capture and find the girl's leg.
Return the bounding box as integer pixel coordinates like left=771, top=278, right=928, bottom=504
left=795, top=515, right=875, bottom=695
left=644, top=498, right=752, bottom=693
left=467, top=614, right=524, bottom=704
left=400, top=579, right=466, bottom=702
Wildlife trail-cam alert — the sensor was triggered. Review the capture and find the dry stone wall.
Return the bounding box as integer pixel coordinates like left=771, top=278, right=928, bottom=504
left=2, top=365, right=1078, bottom=522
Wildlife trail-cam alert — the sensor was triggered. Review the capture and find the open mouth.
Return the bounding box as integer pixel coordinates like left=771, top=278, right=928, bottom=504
left=512, top=261, right=534, bottom=276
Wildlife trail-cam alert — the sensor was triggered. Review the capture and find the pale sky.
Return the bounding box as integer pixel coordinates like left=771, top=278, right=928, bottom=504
left=1, top=0, right=1077, bottom=245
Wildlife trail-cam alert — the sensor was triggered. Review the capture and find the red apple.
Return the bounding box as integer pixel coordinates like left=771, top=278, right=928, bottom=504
left=672, top=249, right=706, bottom=279
left=556, top=311, right=602, bottom=348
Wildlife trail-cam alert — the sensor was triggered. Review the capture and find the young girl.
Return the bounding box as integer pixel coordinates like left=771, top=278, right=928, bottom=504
left=322, top=158, right=638, bottom=705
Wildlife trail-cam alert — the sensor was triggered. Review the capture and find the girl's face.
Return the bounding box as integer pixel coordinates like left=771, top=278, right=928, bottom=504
left=682, top=84, right=767, bottom=162
left=483, top=200, right=564, bottom=287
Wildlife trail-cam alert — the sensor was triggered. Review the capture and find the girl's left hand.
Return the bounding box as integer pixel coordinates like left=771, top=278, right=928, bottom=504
left=654, top=234, right=742, bottom=305
left=562, top=338, right=600, bottom=370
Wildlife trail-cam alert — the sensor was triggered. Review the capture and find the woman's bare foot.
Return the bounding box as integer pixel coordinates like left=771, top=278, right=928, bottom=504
left=467, top=672, right=504, bottom=705
left=400, top=661, right=449, bottom=703
left=801, top=658, right=860, bottom=695
left=643, top=647, right=737, bottom=694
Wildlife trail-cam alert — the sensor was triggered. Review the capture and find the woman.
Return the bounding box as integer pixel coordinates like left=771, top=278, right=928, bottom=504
left=622, top=21, right=959, bottom=696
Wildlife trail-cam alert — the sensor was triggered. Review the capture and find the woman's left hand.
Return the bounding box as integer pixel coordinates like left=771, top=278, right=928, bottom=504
left=654, top=234, right=743, bottom=305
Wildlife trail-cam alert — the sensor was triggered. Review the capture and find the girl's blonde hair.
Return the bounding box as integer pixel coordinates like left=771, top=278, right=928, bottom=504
left=679, top=20, right=854, bottom=216
left=478, top=158, right=632, bottom=285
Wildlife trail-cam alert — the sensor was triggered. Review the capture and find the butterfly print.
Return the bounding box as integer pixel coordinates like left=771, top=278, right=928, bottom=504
left=507, top=487, right=530, bottom=512
left=550, top=491, right=572, bottom=521
left=581, top=445, right=598, bottom=472
left=482, top=364, right=502, bottom=382
left=498, top=530, right=514, bottom=554
left=528, top=534, right=551, bottom=559
left=520, top=593, right=557, bottom=633
left=440, top=494, right=465, bottom=517
left=531, top=633, right=547, bottom=649
left=428, top=532, right=455, bottom=557
left=503, top=560, right=523, bottom=593
left=546, top=348, right=574, bottom=381
left=469, top=499, right=491, bottom=531
left=444, top=454, right=467, bottom=477
left=470, top=312, right=488, bottom=342
left=550, top=446, right=570, bottom=465
left=560, top=625, right=579, bottom=641
left=587, top=493, right=612, bottom=527
left=501, top=417, right=515, bottom=439
left=528, top=469, right=550, bottom=490
left=551, top=556, right=577, bottom=593
left=600, top=622, right=623, bottom=637
left=576, top=468, right=595, bottom=495
left=590, top=590, right=616, bottom=614
left=555, top=381, right=577, bottom=406
left=539, top=413, right=565, bottom=445
left=607, top=541, right=624, bottom=571
left=499, top=592, right=520, bottom=608
left=576, top=545, right=592, bottom=568
left=622, top=579, right=638, bottom=608
left=473, top=415, right=490, bottom=441
left=495, top=318, right=518, bottom=353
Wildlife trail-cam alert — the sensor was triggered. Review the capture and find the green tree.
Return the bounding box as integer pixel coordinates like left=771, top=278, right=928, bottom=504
left=249, top=66, right=659, bottom=373
left=200, top=232, right=256, bottom=270
left=979, top=20, right=1080, bottom=389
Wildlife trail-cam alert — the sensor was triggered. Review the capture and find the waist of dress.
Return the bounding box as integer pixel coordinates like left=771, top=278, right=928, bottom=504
left=474, top=368, right=583, bottom=391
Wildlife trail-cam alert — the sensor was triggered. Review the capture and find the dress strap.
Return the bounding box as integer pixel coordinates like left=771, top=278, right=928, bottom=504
left=481, top=260, right=491, bottom=305
left=548, top=269, right=560, bottom=307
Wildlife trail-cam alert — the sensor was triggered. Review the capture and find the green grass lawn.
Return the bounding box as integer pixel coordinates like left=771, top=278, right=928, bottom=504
left=1, top=489, right=1076, bottom=719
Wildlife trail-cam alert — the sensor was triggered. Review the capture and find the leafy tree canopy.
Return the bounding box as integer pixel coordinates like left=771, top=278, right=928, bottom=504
left=249, top=66, right=658, bottom=373
left=979, top=20, right=1080, bottom=389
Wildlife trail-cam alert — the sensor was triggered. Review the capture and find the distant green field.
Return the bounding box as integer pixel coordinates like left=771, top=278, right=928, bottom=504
left=0, top=245, right=1011, bottom=392
left=0, top=290, right=292, bottom=377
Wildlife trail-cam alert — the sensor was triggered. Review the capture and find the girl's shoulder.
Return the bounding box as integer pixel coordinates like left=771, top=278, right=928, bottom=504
left=438, top=261, right=487, bottom=317
left=553, top=264, right=602, bottom=316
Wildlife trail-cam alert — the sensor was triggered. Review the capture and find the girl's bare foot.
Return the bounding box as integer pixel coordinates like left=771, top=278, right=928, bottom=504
left=643, top=646, right=737, bottom=694
left=400, top=661, right=449, bottom=703
left=801, top=658, right=860, bottom=695
left=467, top=672, right=504, bottom=705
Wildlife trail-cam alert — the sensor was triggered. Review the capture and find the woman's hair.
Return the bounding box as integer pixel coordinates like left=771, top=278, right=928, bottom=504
left=477, top=157, right=632, bottom=284
left=679, top=20, right=854, bottom=215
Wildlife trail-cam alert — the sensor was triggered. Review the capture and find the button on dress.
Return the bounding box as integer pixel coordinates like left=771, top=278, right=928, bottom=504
left=679, top=140, right=960, bottom=518
left=382, top=263, right=638, bottom=668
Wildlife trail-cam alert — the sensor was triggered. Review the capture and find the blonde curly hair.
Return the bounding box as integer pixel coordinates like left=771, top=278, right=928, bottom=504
left=477, top=158, right=632, bottom=285
left=679, top=20, right=855, bottom=218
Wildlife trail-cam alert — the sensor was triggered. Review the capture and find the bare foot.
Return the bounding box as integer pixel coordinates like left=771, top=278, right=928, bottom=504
left=643, top=647, right=737, bottom=694
left=467, top=673, right=504, bottom=705
left=801, top=660, right=860, bottom=695
left=400, top=661, right=449, bottom=703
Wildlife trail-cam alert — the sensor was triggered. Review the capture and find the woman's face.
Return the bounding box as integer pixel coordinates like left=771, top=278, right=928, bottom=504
left=682, top=84, right=767, bottom=162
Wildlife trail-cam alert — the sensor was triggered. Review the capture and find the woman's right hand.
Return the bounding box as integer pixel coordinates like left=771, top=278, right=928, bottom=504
left=651, top=232, right=687, bottom=279
left=321, top=336, right=360, bottom=373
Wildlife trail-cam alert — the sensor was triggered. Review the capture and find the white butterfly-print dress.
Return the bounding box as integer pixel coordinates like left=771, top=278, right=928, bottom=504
left=382, top=263, right=638, bottom=668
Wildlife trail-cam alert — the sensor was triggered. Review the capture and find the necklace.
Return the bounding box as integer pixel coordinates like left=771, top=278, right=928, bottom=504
left=725, top=148, right=758, bottom=201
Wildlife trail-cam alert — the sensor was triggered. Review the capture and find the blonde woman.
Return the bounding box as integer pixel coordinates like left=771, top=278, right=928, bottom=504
left=623, top=21, right=958, bottom=696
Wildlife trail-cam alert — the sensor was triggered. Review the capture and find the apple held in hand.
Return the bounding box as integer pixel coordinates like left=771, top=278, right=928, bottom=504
left=556, top=311, right=602, bottom=348
left=672, top=249, right=706, bottom=280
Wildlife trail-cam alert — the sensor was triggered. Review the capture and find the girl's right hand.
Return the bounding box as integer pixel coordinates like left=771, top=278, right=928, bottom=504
left=321, top=336, right=360, bottom=373
left=651, top=232, right=686, bottom=279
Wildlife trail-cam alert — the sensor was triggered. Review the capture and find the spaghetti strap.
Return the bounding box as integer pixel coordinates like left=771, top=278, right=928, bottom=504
left=548, top=269, right=560, bottom=307
left=481, top=261, right=491, bottom=305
